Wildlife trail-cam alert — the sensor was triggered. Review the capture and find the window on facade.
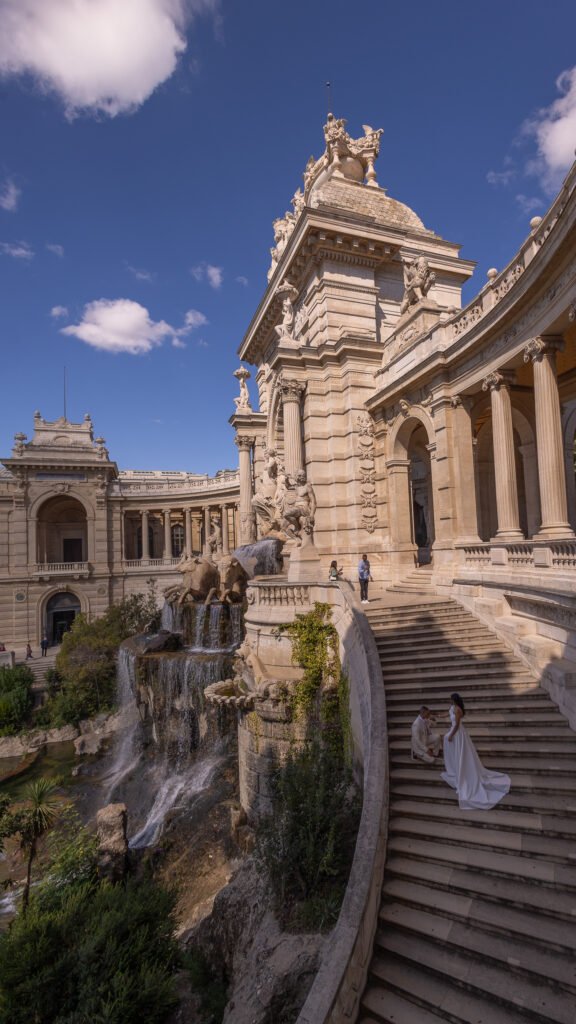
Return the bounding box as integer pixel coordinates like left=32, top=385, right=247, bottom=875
left=172, top=523, right=185, bottom=557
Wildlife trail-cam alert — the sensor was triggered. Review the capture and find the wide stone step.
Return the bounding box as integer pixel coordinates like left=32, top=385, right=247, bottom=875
left=389, top=782, right=576, bottom=815
left=371, top=619, right=489, bottom=635
left=388, top=723, right=572, bottom=740
left=379, top=903, right=576, bottom=994
left=382, top=879, right=576, bottom=956
left=390, top=754, right=576, bottom=777
left=381, top=655, right=522, bottom=674
left=389, top=798, right=576, bottom=838
left=390, top=738, right=576, bottom=757
left=389, top=817, right=575, bottom=862
left=372, top=932, right=574, bottom=1024
left=376, top=638, right=505, bottom=656
left=385, top=679, right=538, bottom=696
left=362, top=970, right=529, bottom=1024
left=386, top=695, right=552, bottom=713
left=385, top=855, right=576, bottom=924
left=389, top=708, right=566, bottom=724
left=382, top=663, right=533, bottom=681
left=387, top=835, right=576, bottom=889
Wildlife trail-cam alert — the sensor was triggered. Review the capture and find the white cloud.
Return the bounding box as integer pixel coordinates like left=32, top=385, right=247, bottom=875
left=197, top=338, right=209, bottom=348
left=61, top=298, right=208, bottom=355
left=46, top=242, right=64, bottom=257
left=523, top=67, right=576, bottom=191
left=515, top=194, right=544, bottom=216
left=0, top=0, right=218, bottom=118
left=126, top=263, right=155, bottom=282
left=0, top=240, right=33, bottom=259
left=486, top=168, right=515, bottom=187
left=0, top=178, right=20, bottom=211
left=62, top=298, right=175, bottom=354
left=50, top=304, right=69, bottom=318
left=181, top=308, right=208, bottom=330
left=190, top=261, right=223, bottom=288
left=206, top=263, right=222, bottom=288
left=236, top=275, right=249, bottom=286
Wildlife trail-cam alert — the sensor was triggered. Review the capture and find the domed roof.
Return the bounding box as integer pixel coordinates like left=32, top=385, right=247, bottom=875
left=309, top=176, right=429, bottom=234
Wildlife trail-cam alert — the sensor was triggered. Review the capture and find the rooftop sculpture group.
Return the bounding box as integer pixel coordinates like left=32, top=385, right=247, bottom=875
left=251, top=448, right=316, bottom=547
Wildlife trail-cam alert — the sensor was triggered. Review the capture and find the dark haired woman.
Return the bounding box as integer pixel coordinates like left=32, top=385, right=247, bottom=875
left=441, top=692, right=510, bottom=810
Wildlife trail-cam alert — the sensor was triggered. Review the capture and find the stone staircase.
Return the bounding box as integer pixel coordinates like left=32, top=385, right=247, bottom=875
left=359, top=594, right=576, bottom=1024
left=16, top=647, right=59, bottom=703
left=387, top=566, right=434, bottom=594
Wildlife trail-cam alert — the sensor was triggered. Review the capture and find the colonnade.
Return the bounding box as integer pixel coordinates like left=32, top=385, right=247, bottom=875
left=125, top=502, right=239, bottom=561
left=482, top=336, right=573, bottom=541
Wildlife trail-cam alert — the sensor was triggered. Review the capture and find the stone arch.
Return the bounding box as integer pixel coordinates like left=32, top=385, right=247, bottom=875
left=473, top=397, right=540, bottom=540
left=387, top=411, right=437, bottom=569
left=37, top=585, right=87, bottom=645
left=34, top=494, right=91, bottom=565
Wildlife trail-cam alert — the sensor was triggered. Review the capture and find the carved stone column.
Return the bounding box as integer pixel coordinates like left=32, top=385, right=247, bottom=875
left=524, top=337, right=574, bottom=538
left=184, top=508, right=192, bottom=555
left=235, top=435, right=256, bottom=544
left=203, top=506, right=212, bottom=556
left=482, top=371, right=523, bottom=539
left=163, top=508, right=172, bottom=559
left=449, top=397, right=481, bottom=542
left=386, top=458, right=415, bottom=566
left=141, top=510, right=150, bottom=560
left=220, top=504, right=230, bottom=555
left=279, top=378, right=306, bottom=477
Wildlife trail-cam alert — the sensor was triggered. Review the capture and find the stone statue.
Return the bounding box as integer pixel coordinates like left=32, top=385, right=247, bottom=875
left=252, top=448, right=285, bottom=534
left=164, top=554, right=220, bottom=606
left=280, top=470, right=317, bottom=545
left=207, top=516, right=222, bottom=556
left=233, top=366, right=252, bottom=412
left=274, top=284, right=299, bottom=344
left=219, top=556, right=249, bottom=604
left=399, top=256, right=436, bottom=315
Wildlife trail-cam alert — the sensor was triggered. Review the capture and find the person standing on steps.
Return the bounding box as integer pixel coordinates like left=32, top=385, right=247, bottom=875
left=40, top=634, right=49, bottom=657
left=25, top=642, right=33, bottom=659
left=328, top=559, right=343, bottom=581
left=358, top=553, right=372, bottom=604
left=442, top=692, right=510, bottom=810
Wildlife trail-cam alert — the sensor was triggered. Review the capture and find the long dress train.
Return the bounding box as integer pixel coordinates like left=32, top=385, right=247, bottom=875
left=441, top=706, right=510, bottom=810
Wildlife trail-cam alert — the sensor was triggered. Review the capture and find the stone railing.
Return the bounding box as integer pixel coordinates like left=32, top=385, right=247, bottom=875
left=35, top=561, right=90, bottom=575
left=296, top=581, right=388, bottom=1024
left=506, top=543, right=534, bottom=567
left=122, top=557, right=181, bottom=569
left=461, top=543, right=491, bottom=567
left=550, top=542, right=576, bottom=569
left=248, top=580, right=311, bottom=607
left=113, top=471, right=240, bottom=495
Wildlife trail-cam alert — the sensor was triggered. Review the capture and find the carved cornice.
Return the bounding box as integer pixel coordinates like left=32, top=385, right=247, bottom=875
left=235, top=435, right=256, bottom=452
left=523, top=335, right=565, bottom=363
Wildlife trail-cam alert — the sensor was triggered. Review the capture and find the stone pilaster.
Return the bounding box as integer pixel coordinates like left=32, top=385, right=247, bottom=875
left=221, top=504, right=230, bottom=555
left=482, top=371, right=523, bottom=540
left=279, top=377, right=306, bottom=477
left=524, top=337, right=574, bottom=538
left=184, top=507, right=192, bottom=555
left=203, top=506, right=212, bottom=556
left=163, top=508, right=172, bottom=559
left=141, top=509, right=150, bottom=560
left=235, top=435, right=256, bottom=544
left=448, top=397, right=481, bottom=543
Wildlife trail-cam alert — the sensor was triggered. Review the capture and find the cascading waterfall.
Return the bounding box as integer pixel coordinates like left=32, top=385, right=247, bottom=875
left=161, top=602, right=182, bottom=633
left=103, top=604, right=241, bottom=849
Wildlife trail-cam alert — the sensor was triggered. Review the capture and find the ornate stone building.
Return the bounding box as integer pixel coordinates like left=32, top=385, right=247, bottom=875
left=0, top=412, right=239, bottom=645
left=233, top=111, right=576, bottom=723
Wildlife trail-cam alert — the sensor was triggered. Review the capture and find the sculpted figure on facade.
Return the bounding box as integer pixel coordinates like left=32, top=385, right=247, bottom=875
left=252, top=448, right=284, bottom=534
left=207, top=516, right=222, bottom=556
left=399, top=256, right=436, bottom=315
left=280, top=470, right=316, bottom=545
left=233, top=366, right=252, bottom=412
left=274, top=284, right=299, bottom=344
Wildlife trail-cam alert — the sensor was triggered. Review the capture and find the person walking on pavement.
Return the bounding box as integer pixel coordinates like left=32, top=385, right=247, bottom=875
left=358, top=553, right=372, bottom=604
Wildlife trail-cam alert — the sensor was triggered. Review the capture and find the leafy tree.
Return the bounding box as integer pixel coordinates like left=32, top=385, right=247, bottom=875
left=0, top=665, right=34, bottom=735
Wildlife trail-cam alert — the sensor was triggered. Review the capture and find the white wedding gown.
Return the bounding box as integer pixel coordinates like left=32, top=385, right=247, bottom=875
left=441, top=707, right=510, bottom=810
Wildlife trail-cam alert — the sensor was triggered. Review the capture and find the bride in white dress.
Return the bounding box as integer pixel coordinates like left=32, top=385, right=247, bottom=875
left=441, top=693, right=510, bottom=810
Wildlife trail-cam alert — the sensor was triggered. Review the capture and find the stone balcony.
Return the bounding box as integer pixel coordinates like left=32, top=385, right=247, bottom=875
left=122, top=557, right=182, bottom=571
left=458, top=539, right=576, bottom=572
left=34, top=561, right=91, bottom=579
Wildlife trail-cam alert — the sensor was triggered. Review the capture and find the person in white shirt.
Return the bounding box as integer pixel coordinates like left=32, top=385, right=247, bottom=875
left=411, top=705, right=442, bottom=763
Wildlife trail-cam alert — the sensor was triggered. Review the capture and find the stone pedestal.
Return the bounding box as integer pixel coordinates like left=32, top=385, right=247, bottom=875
left=390, top=299, right=441, bottom=355
left=287, top=542, right=323, bottom=582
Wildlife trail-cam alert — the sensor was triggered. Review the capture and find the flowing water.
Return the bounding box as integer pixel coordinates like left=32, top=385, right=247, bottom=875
left=233, top=537, right=284, bottom=577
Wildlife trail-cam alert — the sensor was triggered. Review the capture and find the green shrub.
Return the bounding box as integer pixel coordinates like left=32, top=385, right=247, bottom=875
left=0, top=875, right=180, bottom=1024
left=41, top=584, right=159, bottom=728
left=0, top=665, right=34, bottom=735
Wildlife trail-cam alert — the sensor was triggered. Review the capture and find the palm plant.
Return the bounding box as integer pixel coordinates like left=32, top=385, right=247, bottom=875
left=19, top=778, right=60, bottom=913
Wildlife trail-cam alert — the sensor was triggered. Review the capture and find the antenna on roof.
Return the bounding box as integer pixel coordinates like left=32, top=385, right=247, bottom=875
left=63, top=366, right=67, bottom=421
left=325, top=80, right=333, bottom=115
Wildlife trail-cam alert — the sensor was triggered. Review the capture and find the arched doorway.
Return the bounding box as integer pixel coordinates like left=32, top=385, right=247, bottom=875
left=37, top=495, right=88, bottom=564
left=409, top=426, right=435, bottom=565
left=45, top=591, right=81, bottom=644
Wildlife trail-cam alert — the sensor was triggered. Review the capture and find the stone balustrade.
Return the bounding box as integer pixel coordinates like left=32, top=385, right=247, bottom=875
left=248, top=581, right=311, bottom=607
left=460, top=540, right=576, bottom=572
left=35, top=561, right=90, bottom=575
left=122, top=557, right=180, bottom=569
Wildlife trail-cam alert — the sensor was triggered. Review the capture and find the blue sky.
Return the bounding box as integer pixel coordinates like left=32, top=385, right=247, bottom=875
left=1, top=0, right=576, bottom=473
